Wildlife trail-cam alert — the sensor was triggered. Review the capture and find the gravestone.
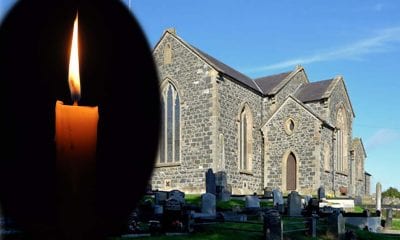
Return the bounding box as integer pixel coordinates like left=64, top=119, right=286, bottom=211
left=263, top=209, right=282, bottom=240
left=272, top=189, right=284, bottom=213
left=215, top=171, right=227, bottom=187
left=205, top=169, right=216, bottom=195
left=318, top=186, right=326, bottom=200
left=154, top=191, right=168, bottom=205
left=169, top=190, right=185, bottom=204
left=386, top=208, right=393, bottom=228
left=287, top=191, right=302, bottom=216
left=264, top=187, right=273, bottom=198
left=245, top=195, right=261, bottom=209
left=327, top=212, right=345, bottom=240
left=154, top=204, right=163, bottom=215
left=163, top=197, right=184, bottom=232
left=215, top=171, right=230, bottom=201
left=220, top=185, right=232, bottom=201
left=303, top=195, right=312, bottom=207
left=376, top=182, right=382, bottom=211
left=354, top=196, right=362, bottom=205
left=201, top=193, right=216, bottom=216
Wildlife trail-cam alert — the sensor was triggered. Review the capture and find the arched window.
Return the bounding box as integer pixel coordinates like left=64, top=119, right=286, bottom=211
left=336, top=107, right=348, bottom=173
left=159, top=83, right=180, bottom=163
left=239, top=105, right=252, bottom=171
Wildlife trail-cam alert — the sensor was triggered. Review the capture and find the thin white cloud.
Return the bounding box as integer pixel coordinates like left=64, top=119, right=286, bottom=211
left=366, top=128, right=400, bottom=150
left=246, top=26, right=400, bottom=73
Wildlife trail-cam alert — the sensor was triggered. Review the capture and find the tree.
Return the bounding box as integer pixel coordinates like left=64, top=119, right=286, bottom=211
left=382, top=187, right=400, bottom=198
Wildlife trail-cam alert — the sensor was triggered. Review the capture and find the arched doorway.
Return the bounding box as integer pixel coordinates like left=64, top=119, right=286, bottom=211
left=286, top=153, right=297, bottom=190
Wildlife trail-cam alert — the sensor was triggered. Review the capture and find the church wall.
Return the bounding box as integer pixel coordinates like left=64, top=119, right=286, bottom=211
left=304, top=101, right=329, bottom=120
left=328, top=80, right=354, bottom=194
left=263, top=98, right=322, bottom=195
left=275, top=70, right=308, bottom=105
left=151, top=34, right=218, bottom=193
left=319, top=126, right=335, bottom=195
left=218, top=76, right=264, bottom=194
left=264, top=71, right=308, bottom=120
left=353, top=142, right=366, bottom=196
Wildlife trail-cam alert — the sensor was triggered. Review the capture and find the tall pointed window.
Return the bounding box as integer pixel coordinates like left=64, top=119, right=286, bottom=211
left=336, top=107, right=348, bottom=173
left=239, top=105, right=252, bottom=171
left=159, top=83, right=180, bottom=164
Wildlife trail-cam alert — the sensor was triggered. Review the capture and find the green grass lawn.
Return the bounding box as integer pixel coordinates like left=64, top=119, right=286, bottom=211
left=391, top=218, right=400, bottom=230
left=111, top=218, right=400, bottom=240
left=185, top=194, right=273, bottom=210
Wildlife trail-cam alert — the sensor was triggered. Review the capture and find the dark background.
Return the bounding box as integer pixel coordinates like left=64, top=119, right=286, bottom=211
left=0, top=0, right=160, bottom=239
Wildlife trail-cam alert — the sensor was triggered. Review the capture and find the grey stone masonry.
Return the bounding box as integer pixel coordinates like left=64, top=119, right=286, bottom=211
left=150, top=30, right=369, bottom=197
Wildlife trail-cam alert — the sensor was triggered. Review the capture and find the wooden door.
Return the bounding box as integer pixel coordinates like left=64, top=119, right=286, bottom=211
left=287, top=153, right=297, bottom=190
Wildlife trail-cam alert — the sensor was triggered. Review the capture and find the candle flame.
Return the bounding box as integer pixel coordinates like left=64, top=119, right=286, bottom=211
left=68, top=14, right=80, bottom=103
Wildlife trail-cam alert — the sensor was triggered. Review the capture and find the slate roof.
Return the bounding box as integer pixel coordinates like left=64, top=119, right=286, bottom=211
left=192, top=46, right=262, bottom=92
left=254, top=71, right=292, bottom=95
left=295, top=79, right=334, bottom=102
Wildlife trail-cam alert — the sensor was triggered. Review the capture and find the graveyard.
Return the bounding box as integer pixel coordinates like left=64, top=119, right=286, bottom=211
left=107, top=170, right=400, bottom=240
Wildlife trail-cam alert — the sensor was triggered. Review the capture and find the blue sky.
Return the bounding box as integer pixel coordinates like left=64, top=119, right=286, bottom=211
left=2, top=1, right=400, bottom=193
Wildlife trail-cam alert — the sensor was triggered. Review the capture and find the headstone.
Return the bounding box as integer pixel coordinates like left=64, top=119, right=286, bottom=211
left=327, top=212, right=345, bottom=240
left=263, top=209, right=282, bottom=240
left=272, top=189, right=284, bottom=213
left=264, top=187, right=273, bottom=198
left=205, top=169, right=216, bottom=195
left=163, top=197, right=184, bottom=232
left=154, top=191, right=168, bottom=205
left=303, top=195, right=312, bottom=207
left=215, top=171, right=227, bottom=187
left=215, top=171, right=229, bottom=201
left=376, top=182, right=382, bottom=211
left=354, top=196, right=362, bottom=205
left=287, top=191, right=302, bottom=216
left=154, top=204, right=163, bottom=215
left=318, top=186, right=326, bottom=200
left=220, top=185, right=231, bottom=202
left=245, top=195, right=261, bottom=209
left=386, top=208, right=393, bottom=228
left=272, top=189, right=283, bottom=205
left=169, top=190, right=185, bottom=204
left=201, top=193, right=216, bottom=216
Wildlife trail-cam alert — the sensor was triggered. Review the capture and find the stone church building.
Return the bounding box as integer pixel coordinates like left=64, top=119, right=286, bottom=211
left=151, top=29, right=370, bottom=197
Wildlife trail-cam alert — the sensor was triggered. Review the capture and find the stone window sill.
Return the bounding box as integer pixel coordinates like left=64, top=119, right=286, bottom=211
left=155, top=162, right=181, bottom=168
left=335, top=171, right=348, bottom=176
left=239, top=170, right=253, bottom=175
left=324, top=169, right=331, bottom=173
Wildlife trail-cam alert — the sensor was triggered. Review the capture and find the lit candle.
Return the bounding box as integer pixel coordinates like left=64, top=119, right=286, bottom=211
left=55, top=14, right=99, bottom=164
